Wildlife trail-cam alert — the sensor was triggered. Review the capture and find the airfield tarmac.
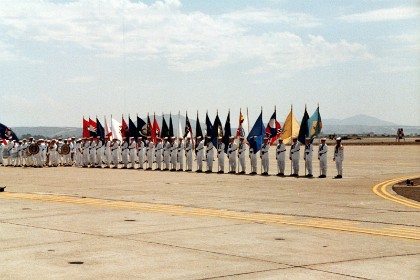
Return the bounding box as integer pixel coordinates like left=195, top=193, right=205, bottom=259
left=1, top=145, right=419, bottom=279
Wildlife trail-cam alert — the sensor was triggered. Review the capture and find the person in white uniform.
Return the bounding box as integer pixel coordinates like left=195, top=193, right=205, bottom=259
left=276, top=138, right=286, bottom=176
left=155, top=137, right=163, bottom=170
left=289, top=137, right=300, bottom=177
left=333, top=137, right=344, bottom=179
left=260, top=137, right=270, bottom=175
left=128, top=137, right=137, bottom=169
left=137, top=137, right=145, bottom=170
left=195, top=136, right=204, bottom=172
left=205, top=136, right=214, bottom=173
left=248, top=137, right=258, bottom=175
left=217, top=137, right=225, bottom=174
left=170, top=137, right=178, bottom=171
left=111, top=139, right=120, bottom=169
left=177, top=137, right=184, bottom=171
left=146, top=136, right=154, bottom=170
left=163, top=137, right=170, bottom=171
left=185, top=137, right=193, bottom=171
left=318, top=137, right=328, bottom=178
left=227, top=136, right=237, bottom=174
left=237, top=136, right=246, bottom=174
left=304, top=138, right=313, bottom=178
left=0, top=137, right=4, bottom=166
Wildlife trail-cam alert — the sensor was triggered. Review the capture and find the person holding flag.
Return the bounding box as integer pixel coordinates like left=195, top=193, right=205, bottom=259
left=217, top=137, right=225, bottom=173
left=104, top=136, right=111, bottom=168
left=128, top=136, right=137, bottom=169
left=276, top=138, right=286, bottom=176
left=318, top=137, right=328, bottom=178
left=146, top=136, right=154, bottom=170
left=121, top=137, right=129, bottom=169
left=289, top=137, right=300, bottom=176
left=237, top=136, right=246, bottom=174
left=227, top=136, right=237, bottom=174
left=304, top=137, right=313, bottom=177
left=333, top=137, right=344, bottom=179
left=185, top=136, right=193, bottom=171
left=170, top=136, right=178, bottom=171
left=155, top=137, right=163, bottom=170
left=248, top=136, right=258, bottom=175
left=111, top=138, right=120, bottom=169
left=177, top=136, right=184, bottom=171
left=205, top=136, right=214, bottom=173
left=137, top=136, right=145, bottom=170
left=266, top=109, right=281, bottom=145
left=260, top=137, right=270, bottom=175
left=195, top=136, right=204, bottom=172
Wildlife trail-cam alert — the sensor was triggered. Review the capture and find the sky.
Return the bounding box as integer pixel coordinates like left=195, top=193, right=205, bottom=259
left=0, top=0, right=419, bottom=127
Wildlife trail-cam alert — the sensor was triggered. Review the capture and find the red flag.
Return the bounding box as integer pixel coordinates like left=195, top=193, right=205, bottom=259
left=83, top=118, right=90, bottom=138
left=152, top=114, right=160, bottom=144
left=121, top=115, right=129, bottom=141
left=88, top=117, right=97, bottom=137
left=236, top=111, right=245, bottom=138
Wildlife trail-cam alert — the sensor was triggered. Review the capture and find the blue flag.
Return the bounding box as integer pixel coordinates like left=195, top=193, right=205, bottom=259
left=128, top=116, right=138, bottom=140
left=0, top=123, right=19, bottom=141
left=161, top=115, right=169, bottom=138
left=211, top=114, right=223, bottom=147
left=308, top=106, right=322, bottom=140
left=169, top=113, right=174, bottom=138
left=246, top=111, right=264, bottom=152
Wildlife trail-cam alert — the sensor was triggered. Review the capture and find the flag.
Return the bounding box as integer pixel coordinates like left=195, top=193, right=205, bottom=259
left=104, top=116, right=112, bottom=138
left=211, top=113, right=223, bottom=146
left=137, top=116, right=147, bottom=139
left=298, top=107, right=309, bottom=145
left=236, top=110, right=246, bottom=138
left=177, top=112, right=183, bottom=139
left=128, top=116, right=138, bottom=140
left=88, top=117, right=97, bottom=137
left=265, top=110, right=282, bottom=145
left=195, top=111, right=203, bottom=141
left=96, top=117, right=105, bottom=140
left=82, top=117, right=90, bottom=138
left=246, top=111, right=265, bottom=153
left=111, top=117, right=122, bottom=142
left=152, top=114, right=160, bottom=144
left=222, top=111, right=231, bottom=153
left=280, top=107, right=300, bottom=144
left=147, top=114, right=152, bottom=137
left=168, top=113, right=174, bottom=138
left=161, top=114, right=169, bottom=139
left=205, top=111, right=213, bottom=145
left=308, top=106, right=322, bottom=140
left=184, top=112, right=193, bottom=139
left=0, top=123, right=19, bottom=143
left=121, top=115, right=129, bottom=141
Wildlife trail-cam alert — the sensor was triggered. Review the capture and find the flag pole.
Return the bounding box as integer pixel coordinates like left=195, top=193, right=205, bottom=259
left=260, top=106, right=263, bottom=175
left=290, top=104, right=293, bottom=176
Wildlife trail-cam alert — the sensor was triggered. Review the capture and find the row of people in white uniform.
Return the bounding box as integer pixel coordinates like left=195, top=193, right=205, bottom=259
left=1, top=135, right=344, bottom=178
left=0, top=137, right=75, bottom=167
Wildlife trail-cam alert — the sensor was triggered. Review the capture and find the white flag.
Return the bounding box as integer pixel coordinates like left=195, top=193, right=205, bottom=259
left=111, top=117, right=123, bottom=142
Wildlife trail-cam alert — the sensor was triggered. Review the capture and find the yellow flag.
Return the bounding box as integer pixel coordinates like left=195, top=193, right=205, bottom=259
left=280, top=110, right=300, bottom=144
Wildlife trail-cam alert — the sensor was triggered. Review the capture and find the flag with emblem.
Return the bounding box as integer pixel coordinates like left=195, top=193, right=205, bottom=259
left=137, top=115, right=147, bottom=139
left=0, top=123, right=19, bottom=143
left=121, top=115, right=129, bottom=141
left=161, top=114, right=169, bottom=139
left=308, top=105, right=322, bottom=141
left=195, top=111, right=204, bottom=143
left=211, top=112, right=223, bottom=146
left=280, top=106, right=299, bottom=144
left=152, top=113, right=160, bottom=144
left=265, top=108, right=282, bottom=145
left=88, top=117, right=97, bottom=137
left=111, top=117, right=122, bottom=142
left=128, top=116, right=138, bottom=140
left=184, top=112, right=193, bottom=139
left=82, top=117, right=90, bottom=138
left=205, top=111, right=213, bottom=145
left=104, top=116, right=112, bottom=139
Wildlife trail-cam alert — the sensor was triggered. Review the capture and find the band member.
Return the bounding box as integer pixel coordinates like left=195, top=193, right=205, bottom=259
left=237, top=136, right=246, bottom=174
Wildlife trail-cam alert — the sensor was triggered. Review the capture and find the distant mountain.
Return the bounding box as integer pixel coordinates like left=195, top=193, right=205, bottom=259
left=9, top=114, right=420, bottom=139
left=324, top=114, right=397, bottom=126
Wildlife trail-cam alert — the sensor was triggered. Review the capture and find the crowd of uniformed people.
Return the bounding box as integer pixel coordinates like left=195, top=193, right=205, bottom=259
left=0, top=134, right=344, bottom=178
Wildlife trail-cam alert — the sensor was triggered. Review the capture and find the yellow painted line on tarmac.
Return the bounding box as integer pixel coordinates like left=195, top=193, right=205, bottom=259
left=1, top=192, right=420, bottom=240
left=372, top=175, right=420, bottom=209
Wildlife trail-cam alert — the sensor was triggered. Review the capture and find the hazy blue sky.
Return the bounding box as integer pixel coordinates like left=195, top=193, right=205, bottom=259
left=0, top=0, right=419, bottom=127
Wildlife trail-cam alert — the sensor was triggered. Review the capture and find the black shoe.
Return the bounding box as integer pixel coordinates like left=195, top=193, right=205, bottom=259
left=239, top=171, right=245, bottom=174
left=318, top=175, right=326, bottom=178
left=196, top=170, right=202, bottom=173
left=307, top=174, right=313, bottom=178
left=137, top=167, right=143, bottom=170
left=334, top=175, right=342, bottom=179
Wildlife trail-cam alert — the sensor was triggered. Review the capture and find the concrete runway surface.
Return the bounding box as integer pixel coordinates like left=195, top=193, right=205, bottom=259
left=1, top=145, right=419, bottom=279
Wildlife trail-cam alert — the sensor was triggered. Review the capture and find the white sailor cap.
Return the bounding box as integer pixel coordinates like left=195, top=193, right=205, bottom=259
left=171, top=136, right=176, bottom=139
left=336, top=137, right=341, bottom=141
left=321, top=137, right=327, bottom=141
left=218, top=137, right=222, bottom=140
left=277, top=137, right=283, bottom=141
left=292, top=136, right=297, bottom=140
left=130, top=136, right=134, bottom=139
left=197, top=136, right=202, bottom=139
left=239, top=136, right=245, bottom=139
left=229, top=136, right=235, bottom=139
left=305, top=137, right=311, bottom=141
left=264, top=136, right=269, bottom=140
